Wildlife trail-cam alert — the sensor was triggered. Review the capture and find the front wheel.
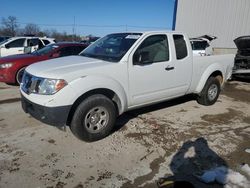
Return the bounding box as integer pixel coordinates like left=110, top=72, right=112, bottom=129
left=197, top=77, right=221, bottom=106
left=70, top=94, right=117, bottom=142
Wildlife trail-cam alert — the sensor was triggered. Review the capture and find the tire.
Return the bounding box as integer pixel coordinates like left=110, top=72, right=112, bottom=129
left=16, top=67, right=26, bottom=85
left=70, top=94, right=117, bottom=142
left=197, top=77, right=221, bottom=106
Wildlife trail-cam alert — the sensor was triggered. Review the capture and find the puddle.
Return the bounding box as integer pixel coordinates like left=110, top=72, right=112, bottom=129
left=201, top=108, right=242, bottom=125
left=222, top=83, right=250, bottom=103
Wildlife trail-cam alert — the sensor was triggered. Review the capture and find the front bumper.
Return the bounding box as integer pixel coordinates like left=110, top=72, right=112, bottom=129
left=21, top=94, right=72, bottom=127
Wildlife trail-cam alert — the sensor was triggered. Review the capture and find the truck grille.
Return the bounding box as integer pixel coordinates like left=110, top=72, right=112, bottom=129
left=21, top=71, right=42, bottom=94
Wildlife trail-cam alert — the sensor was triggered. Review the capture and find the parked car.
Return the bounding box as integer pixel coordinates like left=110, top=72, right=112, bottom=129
left=0, top=36, right=11, bottom=43
left=233, top=36, right=250, bottom=78
left=190, top=35, right=217, bottom=56
left=20, top=31, right=234, bottom=141
left=0, top=42, right=88, bottom=85
left=0, top=36, right=55, bottom=57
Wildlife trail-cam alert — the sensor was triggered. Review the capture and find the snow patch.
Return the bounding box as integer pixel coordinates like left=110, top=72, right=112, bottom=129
left=196, top=166, right=250, bottom=187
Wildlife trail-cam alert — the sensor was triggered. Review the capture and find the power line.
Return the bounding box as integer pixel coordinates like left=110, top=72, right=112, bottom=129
left=127, top=25, right=169, bottom=29
left=16, top=22, right=73, bottom=27
left=2, top=21, right=169, bottom=30
left=77, top=24, right=126, bottom=28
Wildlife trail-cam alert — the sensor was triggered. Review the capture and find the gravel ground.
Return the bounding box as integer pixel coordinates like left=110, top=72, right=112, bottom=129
left=0, top=79, right=249, bottom=188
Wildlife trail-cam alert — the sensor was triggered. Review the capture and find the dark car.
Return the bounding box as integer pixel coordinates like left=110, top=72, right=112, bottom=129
left=0, top=42, right=88, bottom=85
left=233, top=36, right=250, bottom=77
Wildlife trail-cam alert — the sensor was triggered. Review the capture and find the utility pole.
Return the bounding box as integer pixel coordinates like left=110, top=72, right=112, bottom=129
left=73, top=16, right=76, bottom=41
left=172, top=0, right=178, bottom=30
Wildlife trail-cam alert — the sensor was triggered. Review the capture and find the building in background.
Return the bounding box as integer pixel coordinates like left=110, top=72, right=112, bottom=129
left=174, top=0, right=250, bottom=54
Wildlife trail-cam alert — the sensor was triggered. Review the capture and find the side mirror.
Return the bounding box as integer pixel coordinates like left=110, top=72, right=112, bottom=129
left=133, top=51, right=150, bottom=65
left=5, top=44, right=10, bottom=49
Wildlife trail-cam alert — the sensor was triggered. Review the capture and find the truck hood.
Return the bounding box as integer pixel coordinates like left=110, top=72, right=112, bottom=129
left=234, top=36, right=250, bottom=51
left=26, top=55, right=114, bottom=80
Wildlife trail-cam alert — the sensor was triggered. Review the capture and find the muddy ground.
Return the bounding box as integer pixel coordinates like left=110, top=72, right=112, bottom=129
left=0, top=79, right=249, bottom=188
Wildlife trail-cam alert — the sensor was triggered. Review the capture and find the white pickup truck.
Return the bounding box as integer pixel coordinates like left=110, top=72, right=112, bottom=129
left=20, top=31, right=234, bottom=141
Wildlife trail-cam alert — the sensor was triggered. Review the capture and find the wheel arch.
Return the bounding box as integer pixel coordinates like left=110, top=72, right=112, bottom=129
left=210, top=70, right=223, bottom=85
left=66, top=88, right=123, bottom=126
left=195, top=66, right=224, bottom=94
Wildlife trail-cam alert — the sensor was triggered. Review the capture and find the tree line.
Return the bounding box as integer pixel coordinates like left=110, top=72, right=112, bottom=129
left=0, top=16, right=85, bottom=42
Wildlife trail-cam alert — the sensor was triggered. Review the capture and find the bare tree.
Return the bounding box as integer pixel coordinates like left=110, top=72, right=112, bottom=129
left=24, top=23, right=40, bottom=36
left=1, top=16, right=19, bottom=36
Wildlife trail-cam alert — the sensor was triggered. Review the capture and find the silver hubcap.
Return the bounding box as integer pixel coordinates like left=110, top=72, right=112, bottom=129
left=84, top=106, right=109, bottom=133
left=208, top=84, right=218, bottom=101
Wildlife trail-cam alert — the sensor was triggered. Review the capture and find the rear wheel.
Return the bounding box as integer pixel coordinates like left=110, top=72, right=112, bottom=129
left=16, top=67, right=26, bottom=85
left=197, top=77, right=221, bottom=106
left=70, top=94, right=117, bottom=142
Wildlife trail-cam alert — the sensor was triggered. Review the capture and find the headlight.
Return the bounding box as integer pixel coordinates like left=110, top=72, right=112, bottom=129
left=38, top=78, right=67, bottom=95
left=0, top=63, right=13, bottom=69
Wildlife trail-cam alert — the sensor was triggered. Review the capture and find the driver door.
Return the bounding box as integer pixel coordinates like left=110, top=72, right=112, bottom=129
left=128, top=34, right=177, bottom=107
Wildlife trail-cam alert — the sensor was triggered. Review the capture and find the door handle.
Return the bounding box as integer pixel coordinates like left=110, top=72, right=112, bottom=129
left=165, top=66, right=174, bottom=71
left=18, top=50, right=23, bottom=52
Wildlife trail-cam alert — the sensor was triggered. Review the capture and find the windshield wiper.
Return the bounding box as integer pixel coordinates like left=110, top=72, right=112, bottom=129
left=81, top=53, right=96, bottom=58
left=81, top=53, right=118, bottom=62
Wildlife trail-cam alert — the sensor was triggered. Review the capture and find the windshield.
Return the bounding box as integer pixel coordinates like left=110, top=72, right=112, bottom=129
left=32, top=44, right=59, bottom=55
left=80, top=33, right=142, bottom=62
left=0, top=38, right=11, bottom=46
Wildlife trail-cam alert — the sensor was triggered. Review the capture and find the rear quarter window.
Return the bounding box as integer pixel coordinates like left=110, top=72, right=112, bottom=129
left=173, top=35, right=188, bottom=60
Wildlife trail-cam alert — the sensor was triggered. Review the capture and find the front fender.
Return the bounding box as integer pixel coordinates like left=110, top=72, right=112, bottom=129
left=67, top=75, right=128, bottom=114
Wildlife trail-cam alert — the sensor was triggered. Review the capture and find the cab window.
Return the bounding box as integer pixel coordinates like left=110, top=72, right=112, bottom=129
left=6, top=38, right=25, bottom=48
left=27, top=39, right=39, bottom=47
left=133, top=35, right=169, bottom=65
left=38, top=39, right=44, bottom=49
left=173, top=35, right=188, bottom=60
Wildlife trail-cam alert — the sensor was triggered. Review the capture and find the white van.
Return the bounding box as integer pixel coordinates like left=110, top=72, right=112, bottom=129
left=0, top=37, right=55, bottom=57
